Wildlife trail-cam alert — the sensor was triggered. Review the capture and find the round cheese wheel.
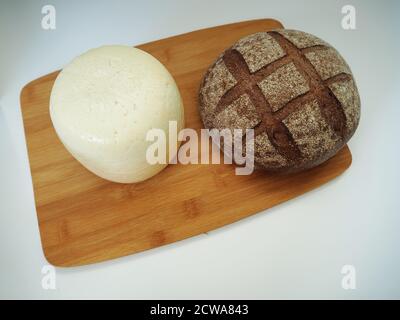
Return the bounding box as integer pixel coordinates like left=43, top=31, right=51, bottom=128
left=50, top=45, right=184, bottom=183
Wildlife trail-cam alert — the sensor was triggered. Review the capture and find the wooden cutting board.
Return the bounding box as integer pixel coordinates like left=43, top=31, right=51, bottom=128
left=20, top=19, right=352, bottom=267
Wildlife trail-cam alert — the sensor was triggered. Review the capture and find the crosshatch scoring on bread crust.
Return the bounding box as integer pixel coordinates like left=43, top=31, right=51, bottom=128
left=199, top=29, right=361, bottom=172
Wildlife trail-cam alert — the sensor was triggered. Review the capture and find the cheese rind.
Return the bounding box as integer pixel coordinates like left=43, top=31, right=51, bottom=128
left=50, top=45, right=184, bottom=183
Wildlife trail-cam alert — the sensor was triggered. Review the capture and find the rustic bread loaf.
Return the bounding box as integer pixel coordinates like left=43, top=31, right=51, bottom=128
left=199, top=29, right=360, bottom=173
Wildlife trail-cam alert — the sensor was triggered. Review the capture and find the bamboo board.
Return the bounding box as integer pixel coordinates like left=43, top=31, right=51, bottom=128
left=20, top=19, right=352, bottom=267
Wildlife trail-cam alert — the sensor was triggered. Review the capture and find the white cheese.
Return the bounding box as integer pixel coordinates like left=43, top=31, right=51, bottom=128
left=50, top=45, right=184, bottom=183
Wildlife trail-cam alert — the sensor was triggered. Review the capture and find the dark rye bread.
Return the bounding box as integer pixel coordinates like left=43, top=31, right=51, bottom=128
left=198, top=29, right=361, bottom=172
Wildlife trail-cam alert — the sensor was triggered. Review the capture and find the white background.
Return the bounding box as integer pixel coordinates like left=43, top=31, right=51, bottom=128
left=0, top=0, right=399, bottom=299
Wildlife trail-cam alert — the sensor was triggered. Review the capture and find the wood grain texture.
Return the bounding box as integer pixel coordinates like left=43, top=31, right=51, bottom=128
left=20, top=19, right=352, bottom=267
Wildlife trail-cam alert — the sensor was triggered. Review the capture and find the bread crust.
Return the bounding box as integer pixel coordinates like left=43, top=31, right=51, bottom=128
left=198, top=29, right=360, bottom=172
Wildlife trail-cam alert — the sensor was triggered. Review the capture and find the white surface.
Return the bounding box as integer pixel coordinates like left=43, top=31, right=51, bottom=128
left=0, top=0, right=399, bottom=299
left=50, top=45, right=183, bottom=183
